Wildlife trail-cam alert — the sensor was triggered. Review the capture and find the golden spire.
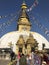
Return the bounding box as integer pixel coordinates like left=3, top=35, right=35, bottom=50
left=17, top=1, right=31, bottom=31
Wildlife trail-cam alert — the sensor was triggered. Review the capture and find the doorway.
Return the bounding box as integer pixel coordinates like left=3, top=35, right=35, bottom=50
left=19, top=48, right=22, bottom=53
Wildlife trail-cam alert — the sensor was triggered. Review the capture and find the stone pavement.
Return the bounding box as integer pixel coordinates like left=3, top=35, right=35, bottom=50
left=0, top=59, right=10, bottom=65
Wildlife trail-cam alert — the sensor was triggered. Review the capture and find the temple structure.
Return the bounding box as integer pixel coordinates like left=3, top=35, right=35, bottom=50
left=15, top=1, right=38, bottom=54
left=0, top=1, right=49, bottom=55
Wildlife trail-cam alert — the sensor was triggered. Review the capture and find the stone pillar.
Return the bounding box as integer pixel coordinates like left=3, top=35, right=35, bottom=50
left=22, top=45, right=25, bottom=54
left=27, top=44, right=31, bottom=54
left=15, top=45, right=19, bottom=55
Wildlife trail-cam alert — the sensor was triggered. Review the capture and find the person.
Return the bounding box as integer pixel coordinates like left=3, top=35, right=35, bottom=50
left=26, top=54, right=31, bottom=65
left=34, top=50, right=41, bottom=65
left=19, top=54, right=27, bottom=65
left=43, top=53, right=48, bottom=62
left=31, top=52, right=35, bottom=65
left=17, top=52, right=21, bottom=60
left=46, top=54, right=49, bottom=65
left=42, top=61, right=47, bottom=65
left=10, top=51, right=16, bottom=61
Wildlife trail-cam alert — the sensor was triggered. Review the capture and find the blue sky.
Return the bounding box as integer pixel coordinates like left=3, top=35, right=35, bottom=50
left=0, top=0, right=49, bottom=41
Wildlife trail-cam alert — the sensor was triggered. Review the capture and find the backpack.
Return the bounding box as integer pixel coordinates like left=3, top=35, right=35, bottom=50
left=19, top=56, right=27, bottom=65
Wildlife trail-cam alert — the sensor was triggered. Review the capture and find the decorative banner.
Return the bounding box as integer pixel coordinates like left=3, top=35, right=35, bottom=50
left=33, top=12, right=49, bottom=23
left=27, top=0, right=39, bottom=12
left=0, top=10, right=20, bottom=19
left=32, top=16, right=49, bottom=38
left=0, top=9, right=21, bottom=34
left=0, top=15, right=17, bottom=34
left=0, top=14, right=14, bottom=19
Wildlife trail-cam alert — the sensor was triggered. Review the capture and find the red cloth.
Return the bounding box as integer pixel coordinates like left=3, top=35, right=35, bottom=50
left=18, top=52, right=21, bottom=59
left=47, top=61, right=49, bottom=65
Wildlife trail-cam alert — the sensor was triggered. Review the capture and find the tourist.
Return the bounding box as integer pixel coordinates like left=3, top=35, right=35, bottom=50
left=34, top=50, right=41, bottom=65
left=17, top=52, right=21, bottom=60
left=10, top=51, right=16, bottom=61
left=31, top=52, right=35, bottom=65
left=19, top=54, right=27, bottom=65
left=42, top=61, right=47, bottom=65
left=26, top=54, right=32, bottom=65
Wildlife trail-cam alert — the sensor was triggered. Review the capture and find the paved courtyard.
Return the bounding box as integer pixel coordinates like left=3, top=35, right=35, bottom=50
left=0, top=59, right=10, bottom=65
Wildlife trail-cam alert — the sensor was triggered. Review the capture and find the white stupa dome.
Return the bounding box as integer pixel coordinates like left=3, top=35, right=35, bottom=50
left=0, top=31, right=49, bottom=52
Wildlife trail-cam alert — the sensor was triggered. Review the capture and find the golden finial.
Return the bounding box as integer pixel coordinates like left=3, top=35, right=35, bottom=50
left=21, top=0, right=27, bottom=9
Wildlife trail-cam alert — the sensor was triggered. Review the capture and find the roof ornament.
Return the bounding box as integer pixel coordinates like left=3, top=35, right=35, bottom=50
left=21, top=0, right=27, bottom=9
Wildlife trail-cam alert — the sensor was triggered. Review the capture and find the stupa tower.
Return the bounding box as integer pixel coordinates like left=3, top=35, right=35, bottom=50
left=17, top=0, right=31, bottom=31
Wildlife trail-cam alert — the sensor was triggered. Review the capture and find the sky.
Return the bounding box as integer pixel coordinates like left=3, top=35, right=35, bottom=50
left=0, top=0, right=49, bottom=41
